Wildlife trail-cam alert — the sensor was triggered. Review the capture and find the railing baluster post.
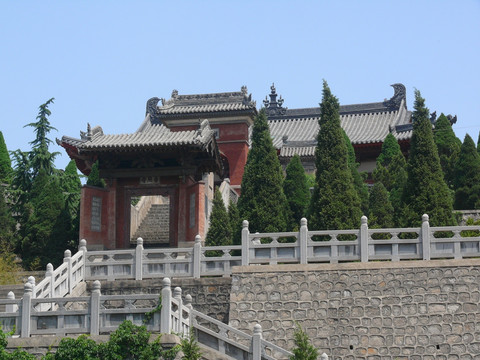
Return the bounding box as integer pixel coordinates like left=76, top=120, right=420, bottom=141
left=360, top=215, right=369, bottom=262
left=6, top=291, right=18, bottom=313
left=299, top=218, right=308, bottom=264
left=241, top=220, right=250, bottom=266
left=135, top=237, right=144, bottom=281
left=173, top=287, right=183, bottom=334
left=28, top=276, right=36, bottom=298
left=64, top=250, right=73, bottom=295
left=252, top=324, right=263, bottom=360
left=321, top=353, right=329, bottom=360
left=78, top=239, right=87, bottom=281
left=161, top=278, right=172, bottom=334
left=21, top=282, right=33, bottom=338
left=421, top=214, right=431, bottom=260
left=193, top=235, right=202, bottom=278
left=90, top=280, right=101, bottom=336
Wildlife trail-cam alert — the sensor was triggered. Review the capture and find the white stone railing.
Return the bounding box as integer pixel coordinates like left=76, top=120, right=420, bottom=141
left=0, top=278, right=301, bottom=360
left=243, top=215, right=480, bottom=265
left=219, top=178, right=238, bottom=207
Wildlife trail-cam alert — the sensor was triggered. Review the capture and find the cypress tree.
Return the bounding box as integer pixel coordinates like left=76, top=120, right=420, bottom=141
left=400, top=90, right=455, bottom=226
left=477, top=131, right=480, bottom=154
left=307, top=81, right=362, bottom=230
left=237, top=108, right=288, bottom=233
left=0, top=131, right=12, bottom=184
left=228, top=200, right=241, bottom=246
left=86, top=160, right=105, bottom=188
left=344, top=130, right=369, bottom=215
left=283, top=155, right=310, bottom=230
left=434, top=113, right=461, bottom=188
left=373, top=133, right=407, bottom=224
left=205, top=188, right=232, bottom=247
left=0, top=186, right=16, bottom=250
left=453, top=134, right=480, bottom=210
left=368, top=182, right=394, bottom=228
left=61, top=160, right=82, bottom=239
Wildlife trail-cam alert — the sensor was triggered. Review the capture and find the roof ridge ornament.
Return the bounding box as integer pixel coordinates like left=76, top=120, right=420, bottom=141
left=384, top=83, right=406, bottom=110
left=264, top=83, right=287, bottom=117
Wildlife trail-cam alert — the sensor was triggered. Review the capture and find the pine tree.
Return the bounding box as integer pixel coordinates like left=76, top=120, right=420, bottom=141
left=86, top=160, right=105, bottom=188
left=0, top=131, right=12, bottom=184
left=307, top=81, right=362, bottom=230
left=283, top=155, right=310, bottom=230
left=237, top=108, right=288, bottom=233
left=434, top=113, right=461, bottom=188
left=400, top=90, right=455, bottom=226
left=344, top=130, right=369, bottom=215
left=453, top=134, right=480, bottom=209
left=368, top=182, right=394, bottom=228
left=228, top=200, right=241, bottom=246
left=290, top=324, right=318, bottom=360
left=25, top=98, right=60, bottom=178
left=205, top=188, right=232, bottom=248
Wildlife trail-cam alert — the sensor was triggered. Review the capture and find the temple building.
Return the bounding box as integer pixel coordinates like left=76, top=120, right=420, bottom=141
left=59, top=83, right=418, bottom=250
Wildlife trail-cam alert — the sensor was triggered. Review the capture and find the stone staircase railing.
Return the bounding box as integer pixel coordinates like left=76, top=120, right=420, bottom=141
left=219, top=178, right=238, bottom=207
left=9, top=214, right=480, bottom=297
left=130, top=195, right=165, bottom=239
left=0, top=278, right=306, bottom=360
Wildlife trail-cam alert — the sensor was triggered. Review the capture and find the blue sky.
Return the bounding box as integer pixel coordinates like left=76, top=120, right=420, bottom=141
left=1, top=1, right=479, bottom=171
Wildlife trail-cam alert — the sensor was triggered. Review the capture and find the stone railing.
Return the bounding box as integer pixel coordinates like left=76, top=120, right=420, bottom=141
left=15, top=214, right=480, bottom=293
left=0, top=278, right=300, bottom=360
left=219, top=178, right=238, bottom=207
left=130, top=195, right=165, bottom=238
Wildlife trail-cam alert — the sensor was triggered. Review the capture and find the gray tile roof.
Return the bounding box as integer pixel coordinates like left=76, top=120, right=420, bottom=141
left=146, top=87, right=257, bottom=121
left=59, top=117, right=216, bottom=152
left=266, top=84, right=413, bottom=157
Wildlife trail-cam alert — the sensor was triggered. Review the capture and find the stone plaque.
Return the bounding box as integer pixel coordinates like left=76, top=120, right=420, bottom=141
left=91, top=196, right=102, bottom=232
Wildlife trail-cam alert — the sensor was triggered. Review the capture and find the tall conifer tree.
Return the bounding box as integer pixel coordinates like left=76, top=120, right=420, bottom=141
left=400, top=90, right=455, bottom=226
left=434, top=113, right=461, bottom=188
left=453, top=134, right=480, bottom=209
left=0, top=131, right=12, bottom=184
left=205, top=188, right=232, bottom=247
left=307, top=81, right=362, bottom=230
left=228, top=200, right=241, bottom=246
left=343, top=130, right=369, bottom=215
left=237, top=109, right=288, bottom=233
left=373, top=133, right=407, bottom=224
left=368, top=182, right=394, bottom=228
left=283, top=155, right=310, bottom=230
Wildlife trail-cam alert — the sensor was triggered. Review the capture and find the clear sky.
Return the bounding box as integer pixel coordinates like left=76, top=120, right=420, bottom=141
left=1, top=1, right=479, bottom=171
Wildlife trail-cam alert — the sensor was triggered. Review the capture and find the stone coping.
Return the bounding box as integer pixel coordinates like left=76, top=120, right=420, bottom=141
left=232, top=258, right=480, bottom=273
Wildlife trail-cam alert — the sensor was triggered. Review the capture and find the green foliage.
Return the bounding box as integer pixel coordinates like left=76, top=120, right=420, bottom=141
left=283, top=155, right=310, bottom=230
left=400, top=90, right=455, bottom=227
left=238, top=108, right=288, bottom=233
left=0, top=185, right=16, bottom=251
left=0, top=132, right=12, bottom=185
left=343, top=130, right=369, bottom=215
left=206, top=188, right=232, bottom=249
left=453, top=134, right=480, bottom=209
left=0, top=328, right=36, bottom=359
left=228, top=200, right=241, bottom=246
left=289, top=323, right=318, bottom=360
left=61, top=160, right=82, bottom=237
left=52, top=335, right=101, bottom=360
left=307, top=81, right=362, bottom=230
left=86, top=161, right=105, bottom=188
left=20, top=171, right=71, bottom=270
left=98, top=321, right=168, bottom=360
left=434, top=113, right=461, bottom=188
left=368, top=182, right=394, bottom=228
left=180, top=329, right=202, bottom=360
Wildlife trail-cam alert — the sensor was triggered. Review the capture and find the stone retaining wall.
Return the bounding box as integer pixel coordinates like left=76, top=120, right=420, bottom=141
left=229, top=260, right=480, bottom=360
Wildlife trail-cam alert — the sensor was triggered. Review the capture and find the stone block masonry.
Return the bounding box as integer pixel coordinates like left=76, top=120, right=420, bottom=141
left=229, top=259, right=480, bottom=359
